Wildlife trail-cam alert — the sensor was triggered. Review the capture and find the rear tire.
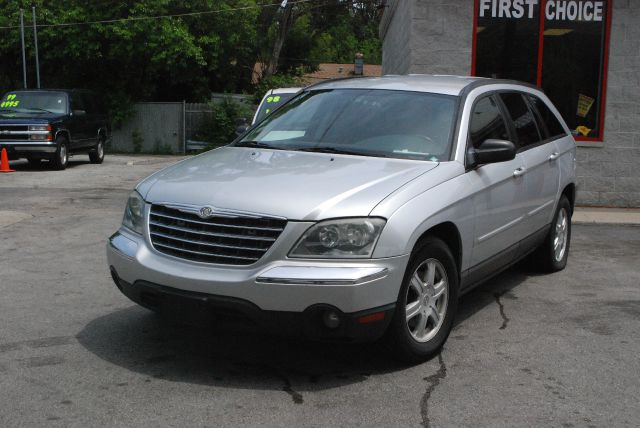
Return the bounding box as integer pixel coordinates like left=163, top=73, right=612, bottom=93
left=51, top=137, right=69, bottom=170
left=89, top=137, right=105, bottom=164
left=385, top=237, right=458, bottom=364
left=534, top=195, right=572, bottom=272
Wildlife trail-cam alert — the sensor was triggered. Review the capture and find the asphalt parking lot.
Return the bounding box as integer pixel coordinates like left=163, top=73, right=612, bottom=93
left=1, top=154, right=639, bottom=427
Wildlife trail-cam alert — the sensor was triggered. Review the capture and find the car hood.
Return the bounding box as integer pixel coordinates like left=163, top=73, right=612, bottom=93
left=139, top=147, right=438, bottom=221
left=0, top=113, right=66, bottom=123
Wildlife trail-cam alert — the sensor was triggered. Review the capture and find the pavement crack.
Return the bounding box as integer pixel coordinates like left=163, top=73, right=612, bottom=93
left=232, top=360, right=303, bottom=404
left=493, top=290, right=510, bottom=330
left=275, top=370, right=304, bottom=404
left=421, top=352, right=447, bottom=428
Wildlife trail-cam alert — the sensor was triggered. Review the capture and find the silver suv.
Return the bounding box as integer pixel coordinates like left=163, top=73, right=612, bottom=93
left=107, top=75, right=576, bottom=362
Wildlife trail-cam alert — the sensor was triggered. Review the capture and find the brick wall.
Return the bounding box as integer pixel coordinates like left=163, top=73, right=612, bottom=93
left=380, top=0, right=413, bottom=75
left=410, top=0, right=474, bottom=75
left=576, top=0, right=640, bottom=207
left=380, top=0, right=640, bottom=207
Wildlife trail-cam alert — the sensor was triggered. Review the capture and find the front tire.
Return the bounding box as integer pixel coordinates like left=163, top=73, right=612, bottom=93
left=89, top=137, right=105, bottom=164
left=51, top=137, right=69, bottom=170
left=385, top=237, right=459, bottom=364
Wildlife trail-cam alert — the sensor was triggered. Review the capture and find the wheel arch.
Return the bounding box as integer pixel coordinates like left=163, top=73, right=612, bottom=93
left=562, top=183, right=576, bottom=214
left=54, top=129, right=70, bottom=142
left=412, top=222, right=462, bottom=281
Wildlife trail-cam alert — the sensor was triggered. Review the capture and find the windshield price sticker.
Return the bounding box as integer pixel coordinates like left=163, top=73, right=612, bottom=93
left=479, top=0, right=605, bottom=22
left=1, top=94, right=20, bottom=108
left=266, top=96, right=281, bottom=103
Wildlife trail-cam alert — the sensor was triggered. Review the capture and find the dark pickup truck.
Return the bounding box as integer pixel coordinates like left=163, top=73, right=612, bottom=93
left=0, top=89, right=110, bottom=170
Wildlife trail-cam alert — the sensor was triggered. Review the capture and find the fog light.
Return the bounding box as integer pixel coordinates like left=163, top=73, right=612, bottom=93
left=322, top=310, right=341, bottom=329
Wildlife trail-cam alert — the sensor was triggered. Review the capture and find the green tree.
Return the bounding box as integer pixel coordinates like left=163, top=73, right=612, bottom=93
left=0, top=0, right=260, bottom=122
left=0, top=0, right=383, bottom=123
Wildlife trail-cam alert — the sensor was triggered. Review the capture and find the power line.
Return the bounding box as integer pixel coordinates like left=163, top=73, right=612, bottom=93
left=0, top=0, right=316, bottom=30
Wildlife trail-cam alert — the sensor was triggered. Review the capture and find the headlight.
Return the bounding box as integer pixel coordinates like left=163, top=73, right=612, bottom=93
left=122, top=190, right=145, bottom=234
left=28, top=125, right=50, bottom=131
left=289, top=218, right=386, bottom=259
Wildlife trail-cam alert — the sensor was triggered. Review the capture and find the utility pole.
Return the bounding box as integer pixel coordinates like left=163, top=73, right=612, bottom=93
left=32, top=6, right=41, bottom=88
left=265, top=1, right=293, bottom=78
left=20, top=9, right=27, bottom=88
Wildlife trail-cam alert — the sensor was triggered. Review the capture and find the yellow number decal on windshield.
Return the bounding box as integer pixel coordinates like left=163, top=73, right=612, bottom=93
left=2, top=94, right=19, bottom=108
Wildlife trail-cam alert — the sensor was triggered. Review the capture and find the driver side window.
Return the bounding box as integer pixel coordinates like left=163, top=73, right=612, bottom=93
left=469, top=96, right=509, bottom=149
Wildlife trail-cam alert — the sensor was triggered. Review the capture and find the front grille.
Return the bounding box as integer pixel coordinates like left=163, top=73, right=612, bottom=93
left=149, top=204, right=287, bottom=265
left=0, top=125, right=29, bottom=141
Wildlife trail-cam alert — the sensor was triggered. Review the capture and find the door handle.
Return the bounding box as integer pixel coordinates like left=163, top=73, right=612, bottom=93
left=513, top=167, right=526, bottom=177
left=549, top=152, right=560, bottom=161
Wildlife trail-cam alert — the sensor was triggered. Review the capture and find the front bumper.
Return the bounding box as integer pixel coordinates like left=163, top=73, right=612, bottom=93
left=107, top=226, right=409, bottom=338
left=0, top=141, right=57, bottom=157
left=110, top=271, right=395, bottom=342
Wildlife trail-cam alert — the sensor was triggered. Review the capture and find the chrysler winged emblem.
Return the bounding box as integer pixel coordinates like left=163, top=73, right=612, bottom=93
left=199, top=206, right=215, bottom=219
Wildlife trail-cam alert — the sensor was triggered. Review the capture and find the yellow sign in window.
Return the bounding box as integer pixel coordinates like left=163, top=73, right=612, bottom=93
left=576, top=94, right=594, bottom=118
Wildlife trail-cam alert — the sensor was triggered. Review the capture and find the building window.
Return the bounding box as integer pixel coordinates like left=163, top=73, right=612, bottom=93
left=472, top=0, right=612, bottom=141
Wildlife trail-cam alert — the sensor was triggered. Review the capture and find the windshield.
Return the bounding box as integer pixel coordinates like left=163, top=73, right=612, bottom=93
left=0, top=91, right=68, bottom=115
left=254, top=92, right=297, bottom=124
left=238, top=89, right=457, bottom=161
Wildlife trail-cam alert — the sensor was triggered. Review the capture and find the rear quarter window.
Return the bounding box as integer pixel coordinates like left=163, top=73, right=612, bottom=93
left=526, top=94, right=567, bottom=140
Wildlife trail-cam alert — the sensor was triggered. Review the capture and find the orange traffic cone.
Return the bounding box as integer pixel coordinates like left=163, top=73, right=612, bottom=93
left=0, top=148, right=15, bottom=173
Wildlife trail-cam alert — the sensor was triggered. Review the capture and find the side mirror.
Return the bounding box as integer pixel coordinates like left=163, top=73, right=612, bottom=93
left=72, top=109, right=86, bottom=116
left=468, top=139, right=516, bottom=167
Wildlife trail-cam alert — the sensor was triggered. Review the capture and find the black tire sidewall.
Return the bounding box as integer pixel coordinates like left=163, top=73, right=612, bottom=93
left=89, top=137, right=105, bottom=164
left=387, top=237, right=459, bottom=363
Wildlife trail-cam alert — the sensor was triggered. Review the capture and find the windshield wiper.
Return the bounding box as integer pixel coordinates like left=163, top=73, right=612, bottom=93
left=25, top=107, right=54, bottom=113
left=234, top=141, right=285, bottom=150
left=297, top=146, right=388, bottom=158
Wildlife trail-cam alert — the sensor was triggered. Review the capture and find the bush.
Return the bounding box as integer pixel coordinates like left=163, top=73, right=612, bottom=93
left=200, top=97, right=254, bottom=149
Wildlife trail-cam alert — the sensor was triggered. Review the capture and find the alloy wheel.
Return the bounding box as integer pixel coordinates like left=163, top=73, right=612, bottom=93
left=405, top=258, right=449, bottom=343
left=60, top=144, right=67, bottom=165
left=553, top=207, right=568, bottom=262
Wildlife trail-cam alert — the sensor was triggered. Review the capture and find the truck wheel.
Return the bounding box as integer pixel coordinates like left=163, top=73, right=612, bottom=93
left=89, top=137, right=105, bottom=164
left=51, top=137, right=69, bottom=170
left=534, top=195, right=572, bottom=272
left=385, top=237, right=458, bottom=364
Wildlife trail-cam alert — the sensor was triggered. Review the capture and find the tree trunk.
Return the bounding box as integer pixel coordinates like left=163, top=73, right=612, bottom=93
left=265, top=4, right=293, bottom=78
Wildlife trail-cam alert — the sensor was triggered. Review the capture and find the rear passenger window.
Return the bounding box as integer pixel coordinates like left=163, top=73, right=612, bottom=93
left=469, top=96, right=510, bottom=149
left=526, top=95, right=567, bottom=140
left=499, top=92, right=541, bottom=149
